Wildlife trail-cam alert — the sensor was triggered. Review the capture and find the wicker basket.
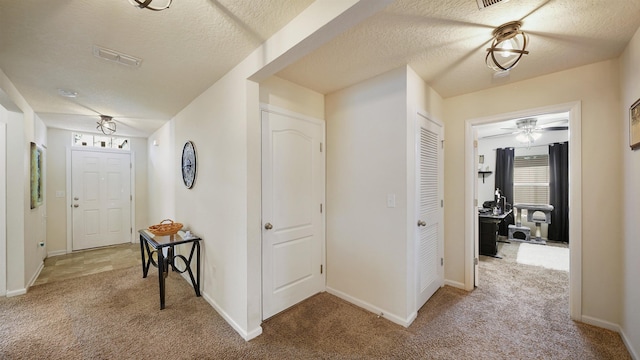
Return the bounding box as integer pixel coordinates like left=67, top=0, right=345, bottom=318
left=148, top=219, right=183, bottom=236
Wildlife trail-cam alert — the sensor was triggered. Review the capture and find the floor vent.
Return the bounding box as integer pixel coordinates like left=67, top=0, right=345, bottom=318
left=476, top=0, right=510, bottom=10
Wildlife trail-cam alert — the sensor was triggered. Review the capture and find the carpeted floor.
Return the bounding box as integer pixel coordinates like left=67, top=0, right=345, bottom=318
left=0, top=243, right=630, bottom=359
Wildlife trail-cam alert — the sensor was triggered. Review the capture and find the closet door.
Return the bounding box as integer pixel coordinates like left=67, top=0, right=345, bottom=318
left=416, top=113, right=444, bottom=309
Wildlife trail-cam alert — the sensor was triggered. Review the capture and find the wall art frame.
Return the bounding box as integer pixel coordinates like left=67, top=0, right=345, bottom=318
left=30, top=142, right=44, bottom=209
left=630, top=98, right=640, bottom=150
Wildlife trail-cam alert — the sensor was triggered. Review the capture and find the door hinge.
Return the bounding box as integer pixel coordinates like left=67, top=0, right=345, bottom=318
left=473, top=140, right=478, bottom=149
left=474, top=257, right=479, bottom=266
left=441, top=140, right=445, bottom=149
left=130, top=195, right=133, bottom=201
left=441, top=258, right=444, bottom=266
left=320, top=204, right=323, bottom=213
left=320, top=142, right=323, bottom=152
left=130, top=227, right=133, bottom=234
left=474, top=199, right=478, bottom=207
left=130, top=163, right=132, bottom=169
left=320, top=264, right=323, bottom=274
left=441, top=199, right=444, bottom=208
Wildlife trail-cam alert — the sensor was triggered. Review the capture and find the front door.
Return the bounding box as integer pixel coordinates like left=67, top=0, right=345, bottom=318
left=72, top=150, right=131, bottom=250
left=261, top=108, right=325, bottom=320
left=416, top=112, right=444, bottom=309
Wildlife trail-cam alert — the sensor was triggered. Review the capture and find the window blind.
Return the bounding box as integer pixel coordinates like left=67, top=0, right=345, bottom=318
left=513, top=154, right=549, bottom=205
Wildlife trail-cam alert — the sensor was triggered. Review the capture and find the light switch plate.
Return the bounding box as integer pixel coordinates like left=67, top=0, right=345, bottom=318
left=387, top=193, right=396, bottom=208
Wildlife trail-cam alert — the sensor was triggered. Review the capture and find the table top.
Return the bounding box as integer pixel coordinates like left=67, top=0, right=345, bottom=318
left=478, top=209, right=512, bottom=220
left=139, top=229, right=201, bottom=249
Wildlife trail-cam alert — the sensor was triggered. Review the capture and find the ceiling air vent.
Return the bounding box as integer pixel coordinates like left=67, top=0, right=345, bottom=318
left=476, top=0, right=510, bottom=10
left=93, top=45, right=142, bottom=68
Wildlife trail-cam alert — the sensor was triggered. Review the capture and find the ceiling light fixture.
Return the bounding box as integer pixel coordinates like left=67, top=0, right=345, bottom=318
left=128, top=0, right=172, bottom=11
left=514, top=118, right=540, bottom=146
left=485, top=21, right=529, bottom=72
left=97, top=115, right=116, bottom=135
left=58, top=89, right=78, bottom=98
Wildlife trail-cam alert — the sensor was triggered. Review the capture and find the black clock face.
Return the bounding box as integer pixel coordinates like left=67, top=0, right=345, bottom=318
left=182, top=141, right=196, bottom=189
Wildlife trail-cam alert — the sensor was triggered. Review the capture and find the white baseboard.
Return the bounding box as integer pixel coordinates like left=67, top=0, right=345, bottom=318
left=444, top=279, right=466, bottom=289
left=580, top=315, right=620, bottom=332
left=47, top=249, right=67, bottom=257
left=26, top=261, right=44, bottom=289
left=6, top=288, right=27, bottom=297
left=201, top=291, right=263, bottom=341
left=326, top=286, right=414, bottom=327
left=620, top=327, right=639, bottom=360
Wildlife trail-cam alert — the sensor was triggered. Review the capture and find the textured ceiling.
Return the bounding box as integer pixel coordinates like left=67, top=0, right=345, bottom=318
left=278, top=0, right=640, bottom=97
left=1, top=0, right=639, bottom=137
left=0, top=0, right=314, bottom=136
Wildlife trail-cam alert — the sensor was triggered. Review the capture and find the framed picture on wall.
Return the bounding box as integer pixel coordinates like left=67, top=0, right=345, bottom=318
left=630, top=98, right=640, bottom=150
left=30, top=142, right=44, bottom=209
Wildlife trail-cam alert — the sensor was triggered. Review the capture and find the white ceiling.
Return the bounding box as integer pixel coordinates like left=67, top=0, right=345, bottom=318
left=1, top=0, right=639, bottom=137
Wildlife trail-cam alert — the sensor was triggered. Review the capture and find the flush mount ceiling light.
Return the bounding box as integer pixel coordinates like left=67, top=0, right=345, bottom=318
left=57, top=88, right=78, bottom=98
left=485, top=21, right=529, bottom=72
left=128, top=0, right=172, bottom=11
left=97, top=115, right=117, bottom=135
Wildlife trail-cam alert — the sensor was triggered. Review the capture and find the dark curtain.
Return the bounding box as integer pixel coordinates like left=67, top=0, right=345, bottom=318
left=548, top=142, right=569, bottom=242
left=495, top=148, right=514, bottom=235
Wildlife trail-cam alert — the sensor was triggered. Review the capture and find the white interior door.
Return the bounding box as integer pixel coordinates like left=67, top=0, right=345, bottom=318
left=262, top=108, right=325, bottom=320
left=72, top=150, right=131, bottom=251
left=416, top=112, right=444, bottom=309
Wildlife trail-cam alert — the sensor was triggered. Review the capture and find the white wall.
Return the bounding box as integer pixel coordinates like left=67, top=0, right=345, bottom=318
left=618, top=25, right=640, bottom=359
left=259, top=76, right=324, bottom=120
left=444, top=60, right=623, bottom=326
left=147, top=121, right=176, bottom=223
left=325, top=66, right=409, bottom=323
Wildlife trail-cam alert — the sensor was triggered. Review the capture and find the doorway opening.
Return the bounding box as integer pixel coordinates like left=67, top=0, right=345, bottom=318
left=464, top=102, right=582, bottom=320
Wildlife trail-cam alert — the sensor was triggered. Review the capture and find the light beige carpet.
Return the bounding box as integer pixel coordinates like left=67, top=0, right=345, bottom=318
left=0, top=248, right=630, bottom=359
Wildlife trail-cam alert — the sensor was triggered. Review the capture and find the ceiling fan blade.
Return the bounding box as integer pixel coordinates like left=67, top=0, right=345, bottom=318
left=538, top=126, right=568, bottom=131
left=481, top=132, right=518, bottom=139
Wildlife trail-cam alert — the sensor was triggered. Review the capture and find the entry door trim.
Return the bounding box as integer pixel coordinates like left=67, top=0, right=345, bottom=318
left=66, top=146, right=136, bottom=254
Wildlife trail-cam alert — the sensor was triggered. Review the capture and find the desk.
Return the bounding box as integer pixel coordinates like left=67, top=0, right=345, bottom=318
left=139, top=229, right=201, bottom=309
left=478, top=210, right=512, bottom=258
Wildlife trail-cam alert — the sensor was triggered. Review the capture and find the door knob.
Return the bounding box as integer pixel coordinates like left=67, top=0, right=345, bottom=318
left=74, top=197, right=79, bottom=200
left=264, top=223, right=273, bottom=230
left=417, top=220, right=426, bottom=227
left=73, top=204, right=79, bottom=208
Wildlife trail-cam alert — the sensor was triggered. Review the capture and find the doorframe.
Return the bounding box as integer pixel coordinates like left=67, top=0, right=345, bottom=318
left=66, top=146, right=136, bottom=253
left=464, top=101, right=582, bottom=320
left=0, top=122, right=6, bottom=296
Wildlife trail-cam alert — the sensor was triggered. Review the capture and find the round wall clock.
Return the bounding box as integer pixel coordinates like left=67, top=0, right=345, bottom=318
left=181, top=140, right=196, bottom=189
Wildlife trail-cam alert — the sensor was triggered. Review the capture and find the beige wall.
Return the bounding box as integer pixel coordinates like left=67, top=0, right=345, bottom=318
left=619, top=25, right=640, bottom=358
left=259, top=76, right=324, bottom=120
left=444, top=60, right=623, bottom=325
left=326, top=66, right=410, bottom=323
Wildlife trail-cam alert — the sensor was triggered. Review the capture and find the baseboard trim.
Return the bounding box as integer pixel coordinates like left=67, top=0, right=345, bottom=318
left=6, top=288, right=27, bottom=297
left=326, top=286, right=414, bottom=327
left=47, top=249, right=67, bottom=257
left=201, top=291, right=263, bottom=341
left=580, top=315, right=620, bottom=332
left=620, top=327, right=639, bottom=360
left=26, top=261, right=45, bottom=289
left=444, top=279, right=466, bottom=290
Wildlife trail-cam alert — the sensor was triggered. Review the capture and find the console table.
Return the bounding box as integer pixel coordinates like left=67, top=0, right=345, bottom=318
left=139, top=229, right=201, bottom=309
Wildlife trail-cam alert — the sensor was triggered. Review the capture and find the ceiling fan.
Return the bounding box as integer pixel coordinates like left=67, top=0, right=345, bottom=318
left=481, top=117, right=568, bottom=144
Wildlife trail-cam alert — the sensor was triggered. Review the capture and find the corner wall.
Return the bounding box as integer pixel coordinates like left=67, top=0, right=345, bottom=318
left=618, top=25, right=640, bottom=359
left=325, top=67, right=410, bottom=323
left=444, top=60, right=623, bottom=327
